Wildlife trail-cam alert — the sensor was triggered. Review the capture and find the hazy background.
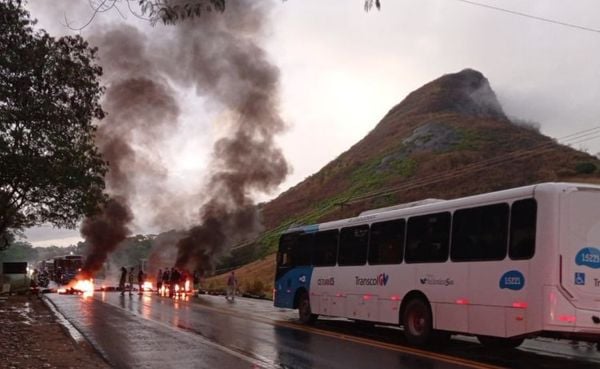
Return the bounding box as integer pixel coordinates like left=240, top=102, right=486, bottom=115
left=23, top=0, right=600, bottom=246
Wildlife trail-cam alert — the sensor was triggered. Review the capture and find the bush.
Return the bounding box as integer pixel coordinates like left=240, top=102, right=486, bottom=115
left=244, top=279, right=265, bottom=297
left=575, top=162, right=597, bottom=174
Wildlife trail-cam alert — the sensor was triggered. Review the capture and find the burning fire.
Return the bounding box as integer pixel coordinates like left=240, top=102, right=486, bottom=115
left=58, top=278, right=94, bottom=298
left=184, top=279, right=190, bottom=292
left=143, top=281, right=153, bottom=291
left=74, top=279, right=95, bottom=298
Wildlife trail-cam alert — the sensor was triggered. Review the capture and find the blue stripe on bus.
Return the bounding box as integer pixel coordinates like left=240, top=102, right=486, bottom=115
left=274, top=266, right=313, bottom=309
left=302, top=224, right=319, bottom=233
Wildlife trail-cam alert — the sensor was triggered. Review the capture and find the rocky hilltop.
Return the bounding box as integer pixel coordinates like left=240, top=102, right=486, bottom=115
left=213, top=69, right=600, bottom=287
left=260, top=68, right=600, bottom=243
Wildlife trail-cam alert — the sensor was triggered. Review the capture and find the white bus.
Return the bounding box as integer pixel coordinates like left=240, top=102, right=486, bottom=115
left=273, top=182, right=600, bottom=347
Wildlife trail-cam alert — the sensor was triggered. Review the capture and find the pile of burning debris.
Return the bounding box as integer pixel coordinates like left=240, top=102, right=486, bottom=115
left=57, top=279, right=94, bottom=298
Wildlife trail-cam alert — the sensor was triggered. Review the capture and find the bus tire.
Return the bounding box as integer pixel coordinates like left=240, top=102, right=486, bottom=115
left=298, top=292, right=317, bottom=324
left=402, top=297, right=433, bottom=346
left=477, top=335, right=524, bottom=349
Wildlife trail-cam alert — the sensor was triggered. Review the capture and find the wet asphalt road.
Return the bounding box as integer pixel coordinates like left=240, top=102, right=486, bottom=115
left=45, top=292, right=600, bottom=369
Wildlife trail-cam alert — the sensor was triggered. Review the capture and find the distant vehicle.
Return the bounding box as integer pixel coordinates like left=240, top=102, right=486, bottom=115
left=274, top=182, right=600, bottom=348
left=54, top=255, right=84, bottom=285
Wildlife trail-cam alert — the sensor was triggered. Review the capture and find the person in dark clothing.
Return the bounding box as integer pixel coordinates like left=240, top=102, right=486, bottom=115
left=156, top=269, right=163, bottom=295
left=163, top=268, right=171, bottom=295
left=128, top=267, right=134, bottom=296
left=170, top=268, right=180, bottom=296
left=119, top=267, right=127, bottom=296
left=137, top=268, right=145, bottom=295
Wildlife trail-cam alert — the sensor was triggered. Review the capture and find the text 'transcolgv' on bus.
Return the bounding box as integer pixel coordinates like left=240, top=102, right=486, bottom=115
left=274, top=182, right=600, bottom=348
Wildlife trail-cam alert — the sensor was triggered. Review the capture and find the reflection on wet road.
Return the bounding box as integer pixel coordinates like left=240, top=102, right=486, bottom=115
left=45, top=292, right=600, bottom=369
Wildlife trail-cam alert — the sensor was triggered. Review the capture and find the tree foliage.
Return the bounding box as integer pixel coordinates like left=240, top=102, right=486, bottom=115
left=138, top=0, right=225, bottom=24
left=0, top=0, right=107, bottom=250
left=136, top=0, right=378, bottom=25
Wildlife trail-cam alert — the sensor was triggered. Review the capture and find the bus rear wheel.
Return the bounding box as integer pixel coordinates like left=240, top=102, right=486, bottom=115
left=477, top=336, right=524, bottom=349
left=402, top=298, right=433, bottom=346
left=298, top=292, right=317, bottom=324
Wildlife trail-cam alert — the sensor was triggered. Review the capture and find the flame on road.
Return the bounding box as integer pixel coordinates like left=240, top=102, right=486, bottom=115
left=73, top=279, right=95, bottom=298
left=143, top=281, right=153, bottom=291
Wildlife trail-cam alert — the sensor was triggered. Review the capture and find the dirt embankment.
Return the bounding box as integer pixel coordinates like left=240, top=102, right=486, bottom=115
left=0, top=294, right=109, bottom=369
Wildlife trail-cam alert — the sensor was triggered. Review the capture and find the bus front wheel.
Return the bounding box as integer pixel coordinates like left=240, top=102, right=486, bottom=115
left=298, top=292, right=317, bottom=324
left=402, top=298, right=433, bottom=346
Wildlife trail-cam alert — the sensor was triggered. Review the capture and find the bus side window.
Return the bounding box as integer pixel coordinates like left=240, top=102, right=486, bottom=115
left=294, top=233, right=315, bottom=266
left=451, top=203, right=509, bottom=261
left=509, top=199, right=537, bottom=260
left=313, top=230, right=339, bottom=266
left=369, top=219, right=405, bottom=265
left=339, top=225, right=369, bottom=266
left=278, top=233, right=299, bottom=268
left=405, top=212, right=450, bottom=263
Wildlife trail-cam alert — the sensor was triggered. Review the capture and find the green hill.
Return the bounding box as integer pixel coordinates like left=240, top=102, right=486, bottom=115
left=208, top=68, right=600, bottom=294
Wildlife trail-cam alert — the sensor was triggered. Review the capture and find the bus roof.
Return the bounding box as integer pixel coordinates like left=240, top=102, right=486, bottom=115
left=284, top=182, right=600, bottom=234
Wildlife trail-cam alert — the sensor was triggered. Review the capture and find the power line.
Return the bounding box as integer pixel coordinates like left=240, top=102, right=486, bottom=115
left=343, top=125, right=600, bottom=205
left=229, top=125, right=600, bottom=254
left=455, top=0, right=600, bottom=34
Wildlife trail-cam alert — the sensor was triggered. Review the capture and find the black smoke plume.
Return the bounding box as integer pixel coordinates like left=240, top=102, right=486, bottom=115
left=80, top=25, right=181, bottom=276
left=168, top=2, right=289, bottom=272
left=80, top=197, right=133, bottom=278
left=80, top=1, right=288, bottom=276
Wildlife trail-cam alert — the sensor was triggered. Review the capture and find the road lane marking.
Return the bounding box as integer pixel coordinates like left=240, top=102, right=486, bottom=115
left=43, top=296, right=86, bottom=343
left=164, top=297, right=508, bottom=369
left=275, top=320, right=506, bottom=369
left=55, top=295, right=279, bottom=369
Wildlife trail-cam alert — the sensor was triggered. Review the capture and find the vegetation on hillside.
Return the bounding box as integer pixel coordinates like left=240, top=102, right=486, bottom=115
left=204, top=69, right=600, bottom=297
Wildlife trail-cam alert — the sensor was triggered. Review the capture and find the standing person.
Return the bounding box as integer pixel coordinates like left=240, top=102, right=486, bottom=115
left=30, top=269, right=39, bottom=289
left=128, top=267, right=134, bottom=296
left=162, top=268, right=170, bottom=296
left=119, top=267, right=127, bottom=296
left=156, top=269, right=163, bottom=295
left=137, top=268, right=145, bottom=295
left=170, top=267, right=180, bottom=296
left=226, top=271, right=238, bottom=302
left=55, top=267, right=63, bottom=285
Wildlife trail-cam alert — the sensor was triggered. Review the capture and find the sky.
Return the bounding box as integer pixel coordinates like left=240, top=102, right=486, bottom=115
left=21, top=0, right=600, bottom=247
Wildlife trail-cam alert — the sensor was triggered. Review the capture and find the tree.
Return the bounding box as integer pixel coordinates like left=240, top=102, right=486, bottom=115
left=139, top=0, right=225, bottom=24
left=73, top=1, right=378, bottom=28
left=137, top=0, right=379, bottom=24
left=0, top=0, right=107, bottom=250
left=0, top=240, right=38, bottom=262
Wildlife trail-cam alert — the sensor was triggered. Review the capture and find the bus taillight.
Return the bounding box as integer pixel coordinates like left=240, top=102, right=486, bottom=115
left=512, top=301, right=528, bottom=309
left=559, top=315, right=576, bottom=323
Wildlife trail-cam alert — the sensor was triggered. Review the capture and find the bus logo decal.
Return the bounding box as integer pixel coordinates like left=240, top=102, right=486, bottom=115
left=499, top=270, right=525, bottom=290
left=575, top=272, right=586, bottom=286
left=317, top=277, right=335, bottom=286
left=299, top=275, right=307, bottom=283
left=575, top=247, right=600, bottom=269
left=419, top=275, right=454, bottom=286
left=355, top=273, right=389, bottom=286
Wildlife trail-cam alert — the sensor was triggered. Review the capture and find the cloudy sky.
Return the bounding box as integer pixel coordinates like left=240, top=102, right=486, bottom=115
left=22, top=0, right=600, bottom=246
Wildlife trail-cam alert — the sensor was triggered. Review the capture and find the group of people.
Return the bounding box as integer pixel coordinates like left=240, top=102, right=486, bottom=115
left=29, top=269, right=50, bottom=289
left=155, top=267, right=191, bottom=296
left=117, top=265, right=239, bottom=301
left=118, top=266, right=145, bottom=296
